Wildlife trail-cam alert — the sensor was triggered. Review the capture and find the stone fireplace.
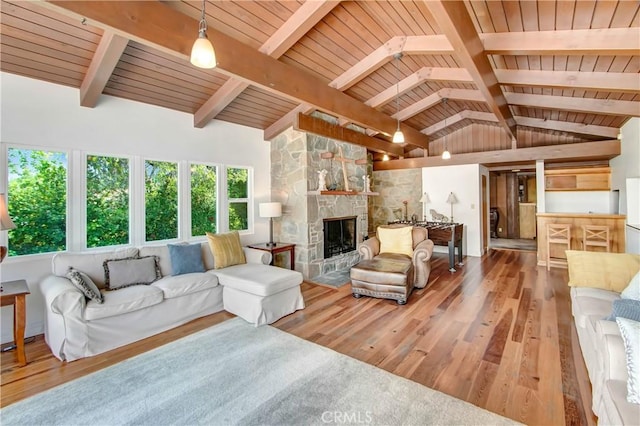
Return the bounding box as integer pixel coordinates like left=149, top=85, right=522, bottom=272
left=270, top=115, right=370, bottom=281
left=323, top=216, right=357, bottom=259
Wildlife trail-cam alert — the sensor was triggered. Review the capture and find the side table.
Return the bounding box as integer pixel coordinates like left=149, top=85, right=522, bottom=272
left=247, top=243, right=296, bottom=270
left=1, top=279, right=30, bottom=366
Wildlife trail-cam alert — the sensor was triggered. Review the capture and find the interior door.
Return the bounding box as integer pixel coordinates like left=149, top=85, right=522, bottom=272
left=482, top=175, right=488, bottom=253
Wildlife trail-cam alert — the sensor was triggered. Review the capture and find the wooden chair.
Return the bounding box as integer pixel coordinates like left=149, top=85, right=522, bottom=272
left=546, top=224, right=571, bottom=270
left=582, top=225, right=610, bottom=252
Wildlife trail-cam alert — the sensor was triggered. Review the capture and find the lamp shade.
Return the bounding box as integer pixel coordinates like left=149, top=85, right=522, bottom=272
left=446, top=192, right=457, bottom=204
left=442, top=149, right=451, bottom=160
left=392, top=129, right=405, bottom=144
left=259, top=202, right=282, bottom=218
left=419, top=192, right=430, bottom=203
left=190, top=34, right=216, bottom=69
left=0, top=194, right=15, bottom=231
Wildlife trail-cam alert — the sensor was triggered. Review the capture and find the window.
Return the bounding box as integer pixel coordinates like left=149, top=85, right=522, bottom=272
left=86, top=155, right=130, bottom=248
left=190, top=163, right=217, bottom=236
left=145, top=160, right=178, bottom=241
left=227, top=167, right=249, bottom=231
left=7, top=148, right=67, bottom=256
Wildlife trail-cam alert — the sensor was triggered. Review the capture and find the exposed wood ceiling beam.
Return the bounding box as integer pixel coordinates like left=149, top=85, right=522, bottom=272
left=514, top=117, right=619, bottom=139
left=295, top=113, right=404, bottom=156
left=495, top=70, right=640, bottom=94
left=43, top=1, right=430, bottom=150
left=194, top=0, right=339, bottom=128
left=264, top=105, right=314, bottom=141
left=423, top=110, right=498, bottom=135
left=505, top=93, right=640, bottom=117
left=331, top=35, right=453, bottom=91
left=424, top=0, right=517, bottom=141
left=481, top=28, right=640, bottom=56
left=366, top=67, right=472, bottom=108
left=80, top=31, right=129, bottom=107
left=394, top=88, right=484, bottom=121
left=374, top=140, right=620, bottom=170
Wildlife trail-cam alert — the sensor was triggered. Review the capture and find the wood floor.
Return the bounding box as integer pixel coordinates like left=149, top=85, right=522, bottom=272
left=1, top=250, right=595, bottom=425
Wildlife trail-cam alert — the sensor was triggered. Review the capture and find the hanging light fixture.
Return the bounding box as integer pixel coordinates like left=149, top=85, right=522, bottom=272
left=392, top=53, right=405, bottom=144
left=382, top=154, right=389, bottom=161
left=441, top=98, right=451, bottom=160
left=190, top=0, right=216, bottom=69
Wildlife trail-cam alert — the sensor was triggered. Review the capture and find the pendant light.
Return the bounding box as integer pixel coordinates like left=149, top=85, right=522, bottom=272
left=392, top=53, right=405, bottom=144
left=190, top=0, right=216, bottom=69
left=441, top=98, right=451, bottom=160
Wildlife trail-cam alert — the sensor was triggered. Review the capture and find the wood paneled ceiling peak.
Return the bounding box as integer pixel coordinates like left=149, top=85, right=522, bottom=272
left=1, top=0, right=638, bottom=164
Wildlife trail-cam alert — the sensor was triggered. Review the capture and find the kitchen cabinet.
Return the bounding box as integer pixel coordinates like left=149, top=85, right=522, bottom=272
left=545, top=167, right=610, bottom=191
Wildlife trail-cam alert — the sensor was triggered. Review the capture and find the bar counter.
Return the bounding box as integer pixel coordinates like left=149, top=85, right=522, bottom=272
left=536, top=212, right=627, bottom=268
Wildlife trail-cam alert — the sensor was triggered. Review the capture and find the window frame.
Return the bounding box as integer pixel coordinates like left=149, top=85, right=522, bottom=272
left=187, top=160, right=221, bottom=239
left=224, top=165, right=253, bottom=235
left=142, top=157, right=180, bottom=244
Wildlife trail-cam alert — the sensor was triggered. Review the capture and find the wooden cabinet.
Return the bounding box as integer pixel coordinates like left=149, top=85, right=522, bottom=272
left=545, top=167, right=610, bottom=191
left=519, top=203, right=536, bottom=239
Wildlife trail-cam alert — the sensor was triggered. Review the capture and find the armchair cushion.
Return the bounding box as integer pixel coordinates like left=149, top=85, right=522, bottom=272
left=377, top=226, right=413, bottom=257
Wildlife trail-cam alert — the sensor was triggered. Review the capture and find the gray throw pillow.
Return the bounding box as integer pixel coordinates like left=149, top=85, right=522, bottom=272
left=66, top=267, right=104, bottom=303
left=606, top=298, right=640, bottom=322
left=103, top=256, right=161, bottom=290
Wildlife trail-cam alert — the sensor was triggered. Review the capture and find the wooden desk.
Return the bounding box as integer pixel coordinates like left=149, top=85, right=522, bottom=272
left=247, top=243, right=296, bottom=270
left=1, top=279, right=30, bottom=366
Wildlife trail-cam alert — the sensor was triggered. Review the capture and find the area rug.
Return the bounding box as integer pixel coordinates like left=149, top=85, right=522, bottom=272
left=0, top=318, right=520, bottom=425
left=309, top=269, right=351, bottom=288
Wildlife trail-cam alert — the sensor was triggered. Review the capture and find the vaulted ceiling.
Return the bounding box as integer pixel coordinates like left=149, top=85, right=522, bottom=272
left=1, top=1, right=638, bottom=168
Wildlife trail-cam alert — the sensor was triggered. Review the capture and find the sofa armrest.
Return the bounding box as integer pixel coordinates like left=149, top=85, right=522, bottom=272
left=358, top=238, right=380, bottom=260
left=413, top=239, right=434, bottom=263
left=412, top=239, right=434, bottom=289
left=243, top=247, right=272, bottom=265
left=40, top=275, right=88, bottom=361
left=602, top=333, right=628, bottom=382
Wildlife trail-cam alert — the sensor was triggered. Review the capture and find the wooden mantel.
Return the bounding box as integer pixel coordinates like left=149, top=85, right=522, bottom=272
left=536, top=212, right=626, bottom=268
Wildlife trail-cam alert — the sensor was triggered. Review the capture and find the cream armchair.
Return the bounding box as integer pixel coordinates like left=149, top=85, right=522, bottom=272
left=358, top=226, right=435, bottom=288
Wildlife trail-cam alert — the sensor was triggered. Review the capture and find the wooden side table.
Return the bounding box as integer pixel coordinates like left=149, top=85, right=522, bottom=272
left=247, top=243, right=296, bottom=270
left=1, top=279, right=30, bottom=366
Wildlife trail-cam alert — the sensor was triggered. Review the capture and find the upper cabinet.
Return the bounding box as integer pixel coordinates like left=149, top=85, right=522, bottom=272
left=545, top=167, right=611, bottom=191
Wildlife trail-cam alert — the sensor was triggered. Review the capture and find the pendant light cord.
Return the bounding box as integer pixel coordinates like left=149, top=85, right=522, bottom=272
left=395, top=55, right=400, bottom=131
left=199, top=0, right=207, bottom=33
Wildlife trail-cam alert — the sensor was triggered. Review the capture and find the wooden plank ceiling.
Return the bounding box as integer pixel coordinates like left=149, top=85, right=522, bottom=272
left=1, top=1, right=637, bottom=166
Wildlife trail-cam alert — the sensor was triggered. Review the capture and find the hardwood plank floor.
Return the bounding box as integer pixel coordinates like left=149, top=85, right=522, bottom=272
left=0, top=250, right=596, bottom=425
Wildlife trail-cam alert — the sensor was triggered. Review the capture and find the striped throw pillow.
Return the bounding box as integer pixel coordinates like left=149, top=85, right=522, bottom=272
left=206, top=231, right=246, bottom=269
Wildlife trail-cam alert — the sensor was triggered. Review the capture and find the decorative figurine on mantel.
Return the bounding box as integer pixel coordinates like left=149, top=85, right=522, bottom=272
left=430, top=209, right=449, bottom=222
left=317, top=169, right=328, bottom=191
left=362, top=175, right=372, bottom=193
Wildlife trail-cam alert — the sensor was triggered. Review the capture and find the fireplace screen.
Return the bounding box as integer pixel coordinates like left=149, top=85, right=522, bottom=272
left=323, top=216, right=357, bottom=259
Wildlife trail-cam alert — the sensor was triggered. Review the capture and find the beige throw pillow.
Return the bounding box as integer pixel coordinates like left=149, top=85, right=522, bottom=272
left=206, top=231, right=246, bottom=269
left=566, top=250, right=640, bottom=292
left=377, top=226, right=413, bottom=258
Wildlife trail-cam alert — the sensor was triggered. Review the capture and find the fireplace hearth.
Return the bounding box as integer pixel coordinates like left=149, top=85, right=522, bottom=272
left=323, top=216, right=357, bottom=259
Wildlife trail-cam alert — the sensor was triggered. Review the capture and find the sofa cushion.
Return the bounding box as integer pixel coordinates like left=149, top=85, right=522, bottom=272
left=601, top=380, right=637, bottom=426
left=52, top=247, right=139, bottom=289
left=616, top=317, right=640, bottom=404
left=621, top=271, right=640, bottom=301
left=566, top=250, right=640, bottom=292
left=377, top=226, right=414, bottom=258
left=215, top=264, right=302, bottom=297
left=104, top=256, right=161, bottom=290
left=572, top=292, right=619, bottom=329
left=152, top=273, right=218, bottom=299
left=168, top=243, right=205, bottom=276
left=206, top=231, right=246, bottom=269
left=66, top=267, right=104, bottom=303
left=84, top=285, right=163, bottom=321
left=138, top=245, right=172, bottom=277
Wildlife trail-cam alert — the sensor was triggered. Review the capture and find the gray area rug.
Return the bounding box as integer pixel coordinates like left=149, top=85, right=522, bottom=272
left=309, top=269, right=351, bottom=288
left=0, top=318, right=520, bottom=425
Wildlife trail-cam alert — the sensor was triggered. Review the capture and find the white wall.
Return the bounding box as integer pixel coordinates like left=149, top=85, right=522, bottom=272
left=611, top=118, right=640, bottom=217
left=422, top=164, right=484, bottom=257
left=545, top=191, right=612, bottom=214
left=0, top=72, right=272, bottom=343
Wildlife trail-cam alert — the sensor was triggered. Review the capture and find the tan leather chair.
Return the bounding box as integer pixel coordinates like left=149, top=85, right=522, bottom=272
left=356, top=226, right=435, bottom=289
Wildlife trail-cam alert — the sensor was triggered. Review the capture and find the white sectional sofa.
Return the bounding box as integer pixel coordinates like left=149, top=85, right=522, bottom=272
left=41, top=242, right=304, bottom=362
left=567, top=250, right=640, bottom=425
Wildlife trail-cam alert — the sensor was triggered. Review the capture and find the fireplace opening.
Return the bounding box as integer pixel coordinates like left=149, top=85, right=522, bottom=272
left=323, top=216, right=357, bottom=259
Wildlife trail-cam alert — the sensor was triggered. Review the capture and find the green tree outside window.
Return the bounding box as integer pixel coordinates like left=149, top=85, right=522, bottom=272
left=145, top=160, right=178, bottom=241
left=7, top=148, right=67, bottom=256
left=86, top=155, right=129, bottom=248
left=227, top=167, right=249, bottom=231
left=191, top=163, right=217, bottom=236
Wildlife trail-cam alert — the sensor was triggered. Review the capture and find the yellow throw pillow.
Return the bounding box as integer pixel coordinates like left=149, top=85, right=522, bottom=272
left=566, top=250, right=640, bottom=292
left=377, top=226, right=414, bottom=258
left=206, top=231, right=246, bottom=269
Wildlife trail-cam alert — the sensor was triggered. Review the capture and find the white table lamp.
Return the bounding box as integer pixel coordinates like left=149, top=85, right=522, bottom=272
left=419, top=192, right=430, bottom=221
left=0, top=193, right=16, bottom=263
left=446, top=192, right=457, bottom=223
left=259, top=202, right=282, bottom=247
